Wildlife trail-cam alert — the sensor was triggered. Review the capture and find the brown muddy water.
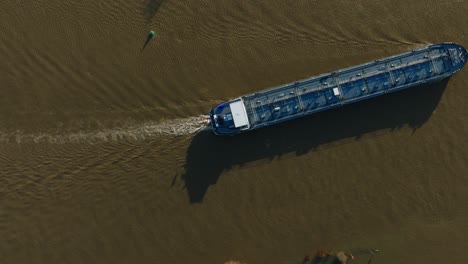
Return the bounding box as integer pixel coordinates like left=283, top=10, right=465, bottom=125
left=1, top=0, right=467, bottom=263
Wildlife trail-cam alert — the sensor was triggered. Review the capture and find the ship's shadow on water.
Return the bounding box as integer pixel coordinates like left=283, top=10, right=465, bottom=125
left=182, top=79, right=450, bottom=203
left=143, top=0, right=164, bottom=21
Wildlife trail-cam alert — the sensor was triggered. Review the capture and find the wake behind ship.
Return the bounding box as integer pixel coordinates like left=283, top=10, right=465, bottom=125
left=208, top=43, right=467, bottom=135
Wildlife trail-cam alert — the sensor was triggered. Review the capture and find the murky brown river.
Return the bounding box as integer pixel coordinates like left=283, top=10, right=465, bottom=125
left=1, top=0, right=467, bottom=263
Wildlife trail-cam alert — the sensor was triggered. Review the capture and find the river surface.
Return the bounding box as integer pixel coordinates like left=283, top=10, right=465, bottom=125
left=1, top=0, right=467, bottom=263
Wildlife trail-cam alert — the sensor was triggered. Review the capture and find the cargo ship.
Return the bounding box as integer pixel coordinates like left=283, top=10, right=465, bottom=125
left=208, top=43, right=467, bottom=135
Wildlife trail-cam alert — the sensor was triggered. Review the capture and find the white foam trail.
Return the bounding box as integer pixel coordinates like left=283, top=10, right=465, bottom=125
left=0, top=115, right=211, bottom=144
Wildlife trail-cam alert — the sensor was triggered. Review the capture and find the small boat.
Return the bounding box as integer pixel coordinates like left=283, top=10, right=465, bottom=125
left=208, top=43, right=467, bottom=135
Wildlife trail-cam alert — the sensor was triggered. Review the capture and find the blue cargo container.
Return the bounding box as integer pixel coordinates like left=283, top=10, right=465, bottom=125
left=208, top=43, right=467, bottom=135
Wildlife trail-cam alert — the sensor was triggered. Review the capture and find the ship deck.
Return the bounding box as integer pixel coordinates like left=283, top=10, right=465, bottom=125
left=209, top=43, right=466, bottom=135
left=243, top=45, right=457, bottom=129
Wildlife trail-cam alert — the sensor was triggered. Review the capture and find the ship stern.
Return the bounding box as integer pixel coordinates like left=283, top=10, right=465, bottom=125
left=208, top=99, right=251, bottom=135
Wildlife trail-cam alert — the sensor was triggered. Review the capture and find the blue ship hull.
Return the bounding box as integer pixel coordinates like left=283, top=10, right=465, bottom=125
left=209, top=43, right=467, bottom=135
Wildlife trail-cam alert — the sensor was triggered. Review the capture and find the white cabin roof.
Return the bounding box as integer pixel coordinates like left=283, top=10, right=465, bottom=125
left=229, top=100, right=249, bottom=128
